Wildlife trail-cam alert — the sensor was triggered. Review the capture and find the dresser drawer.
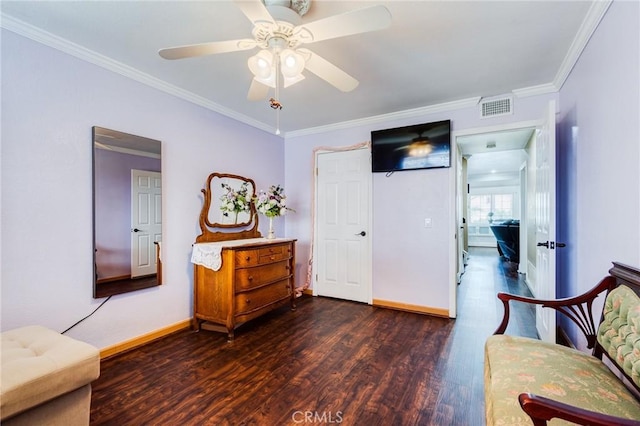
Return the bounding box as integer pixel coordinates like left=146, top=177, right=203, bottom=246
left=235, top=260, right=291, bottom=291
left=235, top=279, right=291, bottom=315
left=235, top=243, right=292, bottom=267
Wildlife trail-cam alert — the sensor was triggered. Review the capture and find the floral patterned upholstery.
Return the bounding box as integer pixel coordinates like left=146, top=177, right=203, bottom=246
left=484, top=335, right=640, bottom=425
left=597, top=284, right=640, bottom=388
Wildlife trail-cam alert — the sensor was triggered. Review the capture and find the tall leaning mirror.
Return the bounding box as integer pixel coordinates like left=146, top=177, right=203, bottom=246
left=93, top=126, right=162, bottom=298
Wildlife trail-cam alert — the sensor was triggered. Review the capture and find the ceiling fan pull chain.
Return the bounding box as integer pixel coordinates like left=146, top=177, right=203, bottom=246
left=275, top=51, right=281, bottom=100
left=275, top=53, right=282, bottom=135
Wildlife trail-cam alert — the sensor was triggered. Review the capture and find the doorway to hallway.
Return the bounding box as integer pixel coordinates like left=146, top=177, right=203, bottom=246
left=457, top=247, right=537, bottom=339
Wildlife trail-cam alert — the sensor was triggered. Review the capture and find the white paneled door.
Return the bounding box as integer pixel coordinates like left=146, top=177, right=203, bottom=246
left=535, top=101, right=557, bottom=343
left=131, top=169, right=162, bottom=278
left=315, top=149, right=371, bottom=303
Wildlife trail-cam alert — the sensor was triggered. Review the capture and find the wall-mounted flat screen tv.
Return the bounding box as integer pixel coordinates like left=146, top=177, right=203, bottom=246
left=371, top=120, right=451, bottom=173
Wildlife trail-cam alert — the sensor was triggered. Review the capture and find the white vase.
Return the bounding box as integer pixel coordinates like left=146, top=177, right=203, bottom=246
left=267, top=216, right=275, bottom=239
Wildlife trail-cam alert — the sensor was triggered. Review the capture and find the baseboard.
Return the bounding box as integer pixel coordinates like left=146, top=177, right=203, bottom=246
left=372, top=299, right=449, bottom=318
left=99, top=319, right=191, bottom=360
left=96, top=274, right=130, bottom=284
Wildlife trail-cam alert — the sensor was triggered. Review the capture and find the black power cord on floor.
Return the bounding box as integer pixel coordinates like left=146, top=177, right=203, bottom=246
left=61, top=295, right=112, bottom=334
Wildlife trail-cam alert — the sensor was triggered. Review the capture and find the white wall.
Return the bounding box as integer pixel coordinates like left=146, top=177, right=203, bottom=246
left=1, top=30, right=285, bottom=349
left=284, top=95, right=556, bottom=312
left=557, top=0, right=640, bottom=348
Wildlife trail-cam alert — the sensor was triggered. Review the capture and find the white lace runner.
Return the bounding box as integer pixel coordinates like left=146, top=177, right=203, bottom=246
left=192, top=238, right=289, bottom=271
left=191, top=243, right=223, bottom=271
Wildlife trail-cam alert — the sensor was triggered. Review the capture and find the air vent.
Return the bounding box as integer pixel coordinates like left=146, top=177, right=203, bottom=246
left=480, top=96, right=513, bottom=118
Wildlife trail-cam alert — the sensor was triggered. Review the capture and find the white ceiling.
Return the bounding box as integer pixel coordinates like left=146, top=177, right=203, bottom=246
left=2, top=0, right=597, bottom=137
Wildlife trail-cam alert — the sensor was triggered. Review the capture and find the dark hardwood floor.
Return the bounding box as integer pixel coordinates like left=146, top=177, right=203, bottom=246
left=90, top=247, right=535, bottom=425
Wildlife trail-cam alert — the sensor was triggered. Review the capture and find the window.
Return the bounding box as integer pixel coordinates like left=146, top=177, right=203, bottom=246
left=492, top=194, right=514, bottom=221
left=469, top=193, right=514, bottom=225
left=469, top=194, right=491, bottom=224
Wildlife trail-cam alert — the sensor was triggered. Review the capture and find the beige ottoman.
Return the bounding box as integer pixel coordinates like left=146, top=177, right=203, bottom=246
left=1, top=325, right=100, bottom=425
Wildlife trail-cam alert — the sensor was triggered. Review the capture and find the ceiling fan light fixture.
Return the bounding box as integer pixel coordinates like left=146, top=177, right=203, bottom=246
left=280, top=49, right=305, bottom=78
left=248, top=50, right=274, bottom=79
left=285, top=56, right=295, bottom=67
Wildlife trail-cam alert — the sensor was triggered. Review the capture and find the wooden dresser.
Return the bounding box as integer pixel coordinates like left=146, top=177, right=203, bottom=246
left=193, top=238, right=296, bottom=340
left=192, top=172, right=297, bottom=341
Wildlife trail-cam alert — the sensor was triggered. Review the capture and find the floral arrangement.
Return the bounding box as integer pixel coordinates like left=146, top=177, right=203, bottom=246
left=254, top=185, right=293, bottom=218
left=219, top=182, right=251, bottom=222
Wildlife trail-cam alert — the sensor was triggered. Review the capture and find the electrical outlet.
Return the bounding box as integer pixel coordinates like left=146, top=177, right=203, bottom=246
left=424, top=218, right=432, bottom=228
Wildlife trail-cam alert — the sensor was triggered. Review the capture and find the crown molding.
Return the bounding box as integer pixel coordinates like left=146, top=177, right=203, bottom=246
left=0, top=13, right=274, bottom=134
left=284, top=97, right=481, bottom=138
left=512, top=83, right=558, bottom=98
left=553, top=0, right=613, bottom=90
left=2, top=0, right=613, bottom=139
left=512, top=0, right=612, bottom=99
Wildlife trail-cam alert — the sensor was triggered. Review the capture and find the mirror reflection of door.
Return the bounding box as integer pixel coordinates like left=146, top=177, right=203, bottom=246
left=131, top=169, right=162, bottom=278
left=93, top=126, right=162, bottom=298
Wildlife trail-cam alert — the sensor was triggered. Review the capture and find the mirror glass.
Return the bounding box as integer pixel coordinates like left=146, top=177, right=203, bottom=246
left=208, top=175, right=255, bottom=227
left=93, top=126, right=162, bottom=298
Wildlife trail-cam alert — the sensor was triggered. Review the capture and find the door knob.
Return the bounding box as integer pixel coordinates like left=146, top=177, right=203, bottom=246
left=537, top=241, right=549, bottom=248
left=355, top=231, right=366, bottom=237
left=133, top=228, right=141, bottom=233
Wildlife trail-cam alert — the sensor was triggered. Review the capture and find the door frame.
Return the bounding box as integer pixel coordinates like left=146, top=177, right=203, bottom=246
left=455, top=148, right=465, bottom=284
left=312, top=146, right=373, bottom=304
left=519, top=161, right=528, bottom=275
left=450, top=119, right=543, bottom=318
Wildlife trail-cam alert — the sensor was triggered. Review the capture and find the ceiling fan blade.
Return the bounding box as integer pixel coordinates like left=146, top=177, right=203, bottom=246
left=298, top=49, right=359, bottom=92
left=247, top=78, right=270, bottom=101
left=158, top=39, right=256, bottom=60
left=294, top=5, right=391, bottom=44
left=234, top=0, right=276, bottom=26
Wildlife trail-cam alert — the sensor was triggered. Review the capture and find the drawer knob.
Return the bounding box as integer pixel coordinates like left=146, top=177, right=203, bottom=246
left=248, top=276, right=253, bottom=281
left=246, top=299, right=251, bottom=304
left=245, top=256, right=251, bottom=261
left=270, top=256, right=276, bottom=260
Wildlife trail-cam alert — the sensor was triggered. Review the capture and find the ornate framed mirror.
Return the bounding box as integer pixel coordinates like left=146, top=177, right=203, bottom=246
left=93, top=126, right=162, bottom=298
left=196, top=172, right=261, bottom=243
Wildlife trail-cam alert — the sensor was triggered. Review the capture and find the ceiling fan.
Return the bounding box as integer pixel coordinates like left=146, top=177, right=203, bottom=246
left=158, top=0, right=392, bottom=101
